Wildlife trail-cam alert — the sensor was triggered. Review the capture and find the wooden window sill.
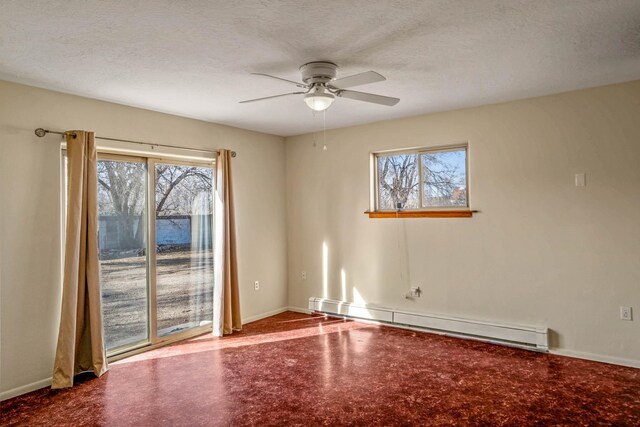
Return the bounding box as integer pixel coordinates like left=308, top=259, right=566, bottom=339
left=365, top=210, right=476, bottom=218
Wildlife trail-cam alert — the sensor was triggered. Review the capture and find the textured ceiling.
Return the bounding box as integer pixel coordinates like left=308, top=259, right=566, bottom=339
left=1, top=1, right=640, bottom=136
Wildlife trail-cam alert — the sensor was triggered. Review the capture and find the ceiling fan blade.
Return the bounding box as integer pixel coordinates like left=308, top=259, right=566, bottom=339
left=337, top=90, right=399, bottom=106
left=251, top=73, right=306, bottom=88
left=329, top=71, right=386, bottom=89
left=239, top=91, right=306, bottom=104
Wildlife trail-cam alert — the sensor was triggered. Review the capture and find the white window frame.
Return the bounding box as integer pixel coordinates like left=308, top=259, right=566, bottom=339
left=370, top=143, right=470, bottom=212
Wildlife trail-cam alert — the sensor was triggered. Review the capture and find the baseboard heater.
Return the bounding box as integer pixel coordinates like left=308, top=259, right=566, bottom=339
left=308, top=297, right=548, bottom=351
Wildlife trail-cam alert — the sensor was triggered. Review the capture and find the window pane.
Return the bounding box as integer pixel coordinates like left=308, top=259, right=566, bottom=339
left=377, top=153, right=420, bottom=210
left=421, top=149, right=467, bottom=207
left=98, top=159, right=149, bottom=351
left=155, top=163, right=214, bottom=337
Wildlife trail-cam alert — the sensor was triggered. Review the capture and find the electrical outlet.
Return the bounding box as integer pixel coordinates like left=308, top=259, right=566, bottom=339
left=404, top=286, right=422, bottom=299
left=620, top=306, right=632, bottom=321
left=301, top=271, right=307, bottom=280
left=254, top=281, right=260, bottom=291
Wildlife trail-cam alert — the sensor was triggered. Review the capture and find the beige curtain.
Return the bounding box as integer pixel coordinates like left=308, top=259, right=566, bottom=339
left=213, top=149, right=241, bottom=336
left=52, top=131, right=107, bottom=389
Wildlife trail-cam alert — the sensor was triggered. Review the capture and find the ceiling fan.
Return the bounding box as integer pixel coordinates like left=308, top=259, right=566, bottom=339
left=240, top=61, right=400, bottom=111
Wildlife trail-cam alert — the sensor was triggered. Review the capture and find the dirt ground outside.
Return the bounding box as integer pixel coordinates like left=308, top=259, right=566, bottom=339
left=100, top=248, right=213, bottom=350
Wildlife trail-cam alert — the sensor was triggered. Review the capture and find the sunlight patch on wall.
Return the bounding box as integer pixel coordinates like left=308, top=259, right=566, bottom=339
left=322, top=241, right=328, bottom=300
left=352, top=287, right=366, bottom=305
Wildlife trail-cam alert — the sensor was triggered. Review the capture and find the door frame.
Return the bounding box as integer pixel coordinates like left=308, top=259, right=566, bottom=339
left=95, top=152, right=216, bottom=360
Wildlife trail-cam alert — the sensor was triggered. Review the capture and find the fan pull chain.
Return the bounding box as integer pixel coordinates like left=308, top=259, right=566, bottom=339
left=323, top=110, right=327, bottom=151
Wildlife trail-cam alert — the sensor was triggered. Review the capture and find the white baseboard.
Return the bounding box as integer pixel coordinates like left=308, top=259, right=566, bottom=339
left=550, top=348, right=640, bottom=369
left=242, top=307, right=290, bottom=324
left=1, top=377, right=52, bottom=401
left=286, top=305, right=312, bottom=314
left=242, top=306, right=312, bottom=324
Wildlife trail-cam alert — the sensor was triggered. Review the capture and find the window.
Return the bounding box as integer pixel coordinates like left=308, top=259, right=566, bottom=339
left=373, top=145, right=468, bottom=212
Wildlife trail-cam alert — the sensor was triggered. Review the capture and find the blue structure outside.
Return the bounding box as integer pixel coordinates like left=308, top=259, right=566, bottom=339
left=99, top=215, right=211, bottom=250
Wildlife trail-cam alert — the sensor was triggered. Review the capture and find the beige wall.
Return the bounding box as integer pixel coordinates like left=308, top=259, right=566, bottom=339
left=0, top=81, right=287, bottom=394
left=1, top=79, right=639, bottom=397
left=285, top=80, right=640, bottom=363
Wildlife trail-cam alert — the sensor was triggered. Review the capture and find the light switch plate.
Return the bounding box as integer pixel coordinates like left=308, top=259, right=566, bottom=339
left=575, top=173, right=586, bottom=187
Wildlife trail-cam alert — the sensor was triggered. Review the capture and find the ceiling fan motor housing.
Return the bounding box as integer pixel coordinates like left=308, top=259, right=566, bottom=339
left=300, top=61, right=338, bottom=85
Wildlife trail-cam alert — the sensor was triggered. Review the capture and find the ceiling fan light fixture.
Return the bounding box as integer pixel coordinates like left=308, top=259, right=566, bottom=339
left=304, top=92, right=334, bottom=111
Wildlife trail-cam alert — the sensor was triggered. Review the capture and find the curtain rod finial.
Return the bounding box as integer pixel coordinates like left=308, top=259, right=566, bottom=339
left=231, top=151, right=237, bottom=158
left=35, top=128, right=46, bottom=137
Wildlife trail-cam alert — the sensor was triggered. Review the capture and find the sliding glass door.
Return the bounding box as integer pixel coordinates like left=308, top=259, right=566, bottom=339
left=97, top=156, right=149, bottom=351
left=154, top=162, right=214, bottom=337
left=96, top=154, right=214, bottom=355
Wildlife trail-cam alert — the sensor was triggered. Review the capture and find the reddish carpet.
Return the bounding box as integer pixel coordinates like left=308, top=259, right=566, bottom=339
left=1, top=311, right=639, bottom=426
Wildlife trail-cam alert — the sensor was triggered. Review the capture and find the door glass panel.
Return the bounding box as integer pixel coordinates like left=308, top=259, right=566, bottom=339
left=155, top=163, right=214, bottom=337
left=97, top=159, right=149, bottom=352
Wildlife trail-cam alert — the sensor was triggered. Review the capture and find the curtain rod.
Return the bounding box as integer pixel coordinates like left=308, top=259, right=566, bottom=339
left=34, top=128, right=236, bottom=157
